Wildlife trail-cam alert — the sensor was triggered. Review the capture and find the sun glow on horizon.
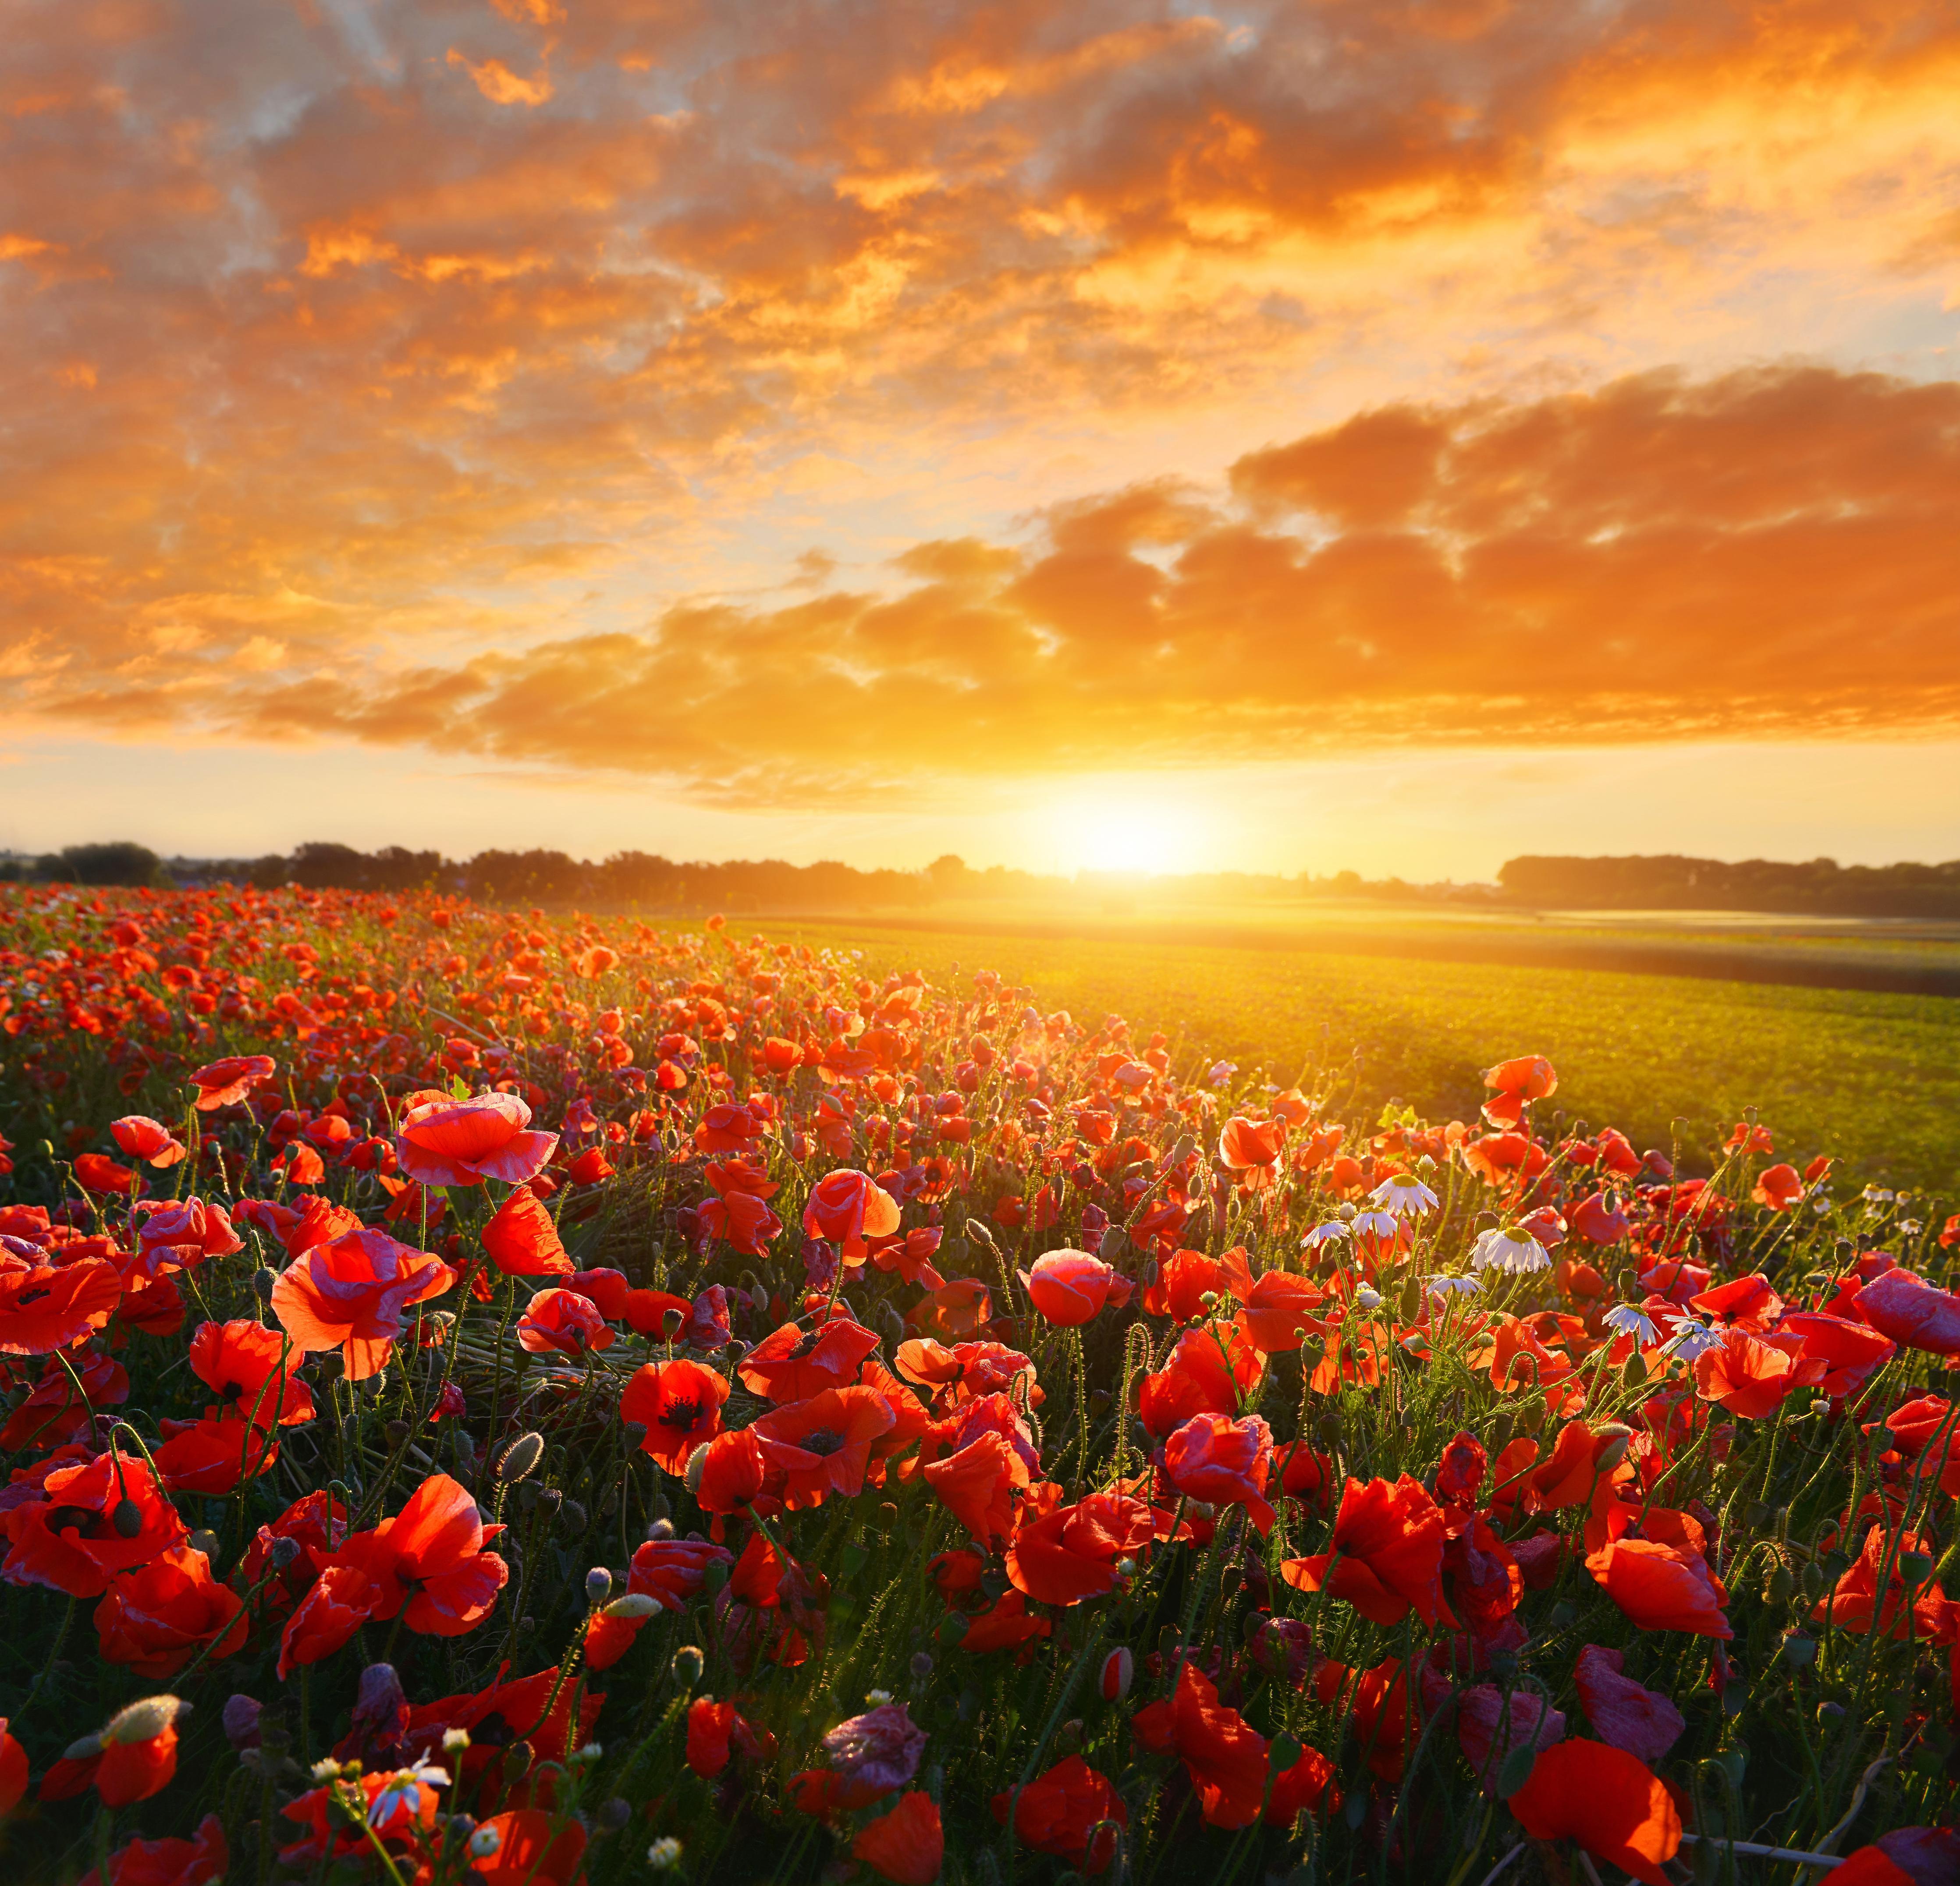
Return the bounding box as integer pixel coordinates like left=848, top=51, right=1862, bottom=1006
left=1040, top=788, right=1210, bottom=878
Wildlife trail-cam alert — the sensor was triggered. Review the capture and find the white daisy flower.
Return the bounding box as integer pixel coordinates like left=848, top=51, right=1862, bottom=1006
left=1371, top=1174, right=1439, bottom=1217
left=1665, top=1317, right=1725, bottom=1362
left=1601, top=1303, right=1659, bottom=1345
left=1300, top=1221, right=1350, bottom=1250
left=1470, top=1227, right=1550, bottom=1274
left=1427, top=1274, right=1484, bottom=1302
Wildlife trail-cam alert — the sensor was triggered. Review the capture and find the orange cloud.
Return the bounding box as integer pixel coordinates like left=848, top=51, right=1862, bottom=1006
left=23, top=364, right=1936, bottom=803
left=1, top=0, right=1957, bottom=809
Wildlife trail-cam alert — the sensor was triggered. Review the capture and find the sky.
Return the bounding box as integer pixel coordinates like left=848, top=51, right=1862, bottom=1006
left=4, top=0, right=1960, bottom=880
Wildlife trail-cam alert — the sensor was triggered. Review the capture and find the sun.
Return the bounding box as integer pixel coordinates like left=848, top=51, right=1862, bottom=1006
left=1042, top=785, right=1207, bottom=876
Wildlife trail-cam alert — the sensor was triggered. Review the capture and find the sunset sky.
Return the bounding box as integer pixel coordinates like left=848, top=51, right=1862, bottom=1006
left=5, top=0, right=1960, bottom=879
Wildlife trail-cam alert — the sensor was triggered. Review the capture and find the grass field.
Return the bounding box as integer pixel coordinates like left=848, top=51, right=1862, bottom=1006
left=776, top=917, right=1960, bottom=1195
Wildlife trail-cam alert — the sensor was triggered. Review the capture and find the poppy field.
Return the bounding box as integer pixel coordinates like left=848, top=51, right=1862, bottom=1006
left=2, top=882, right=1959, bottom=1886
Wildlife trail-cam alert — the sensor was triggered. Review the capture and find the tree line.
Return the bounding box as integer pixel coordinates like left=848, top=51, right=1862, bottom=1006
left=1499, top=853, right=1960, bottom=919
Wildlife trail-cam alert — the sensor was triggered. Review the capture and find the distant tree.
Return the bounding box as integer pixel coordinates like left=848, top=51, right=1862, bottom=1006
left=290, top=842, right=372, bottom=890
left=926, top=854, right=969, bottom=892
left=38, top=841, right=167, bottom=886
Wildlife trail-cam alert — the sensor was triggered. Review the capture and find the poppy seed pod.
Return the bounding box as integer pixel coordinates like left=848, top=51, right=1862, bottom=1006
left=494, top=1431, right=545, bottom=1483
left=672, top=1645, right=705, bottom=1688
left=113, top=1498, right=146, bottom=1539
left=586, top=1566, right=613, bottom=1605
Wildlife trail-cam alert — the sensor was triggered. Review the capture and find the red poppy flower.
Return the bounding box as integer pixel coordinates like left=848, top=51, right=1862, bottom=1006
left=1586, top=1537, right=1733, bottom=1638
left=188, top=1319, right=315, bottom=1425
left=1481, top=1054, right=1556, bottom=1127
left=739, top=1317, right=881, bottom=1403
left=517, top=1287, right=614, bottom=1356
left=481, top=1184, right=572, bottom=1276
left=189, top=1054, right=276, bottom=1110
left=688, top=1695, right=764, bottom=1777
left=465, top=1809, right=587, bottom=1886
left=1505, top=1739, right=1681, bottom=1886
left=135, top=1198, right=244, bottom=1276
left=269, top=1226, right=455, bottom=1380
left=1134, top=1662, right=1335, bottom=1829
left=1020, top=1249, right=1132, bottom=1326
left=1694, top=1326, right=1801, bottom=1419
left=1574, top=1645, right=1686, bottom=1764
left=1855, top=1269, right=1960, bottom=1356
left=1162, top=1413, right=1276, bottom=1532
left=335, top=1472, right=508, bottom=1638
left=1137, top=1322, right=1261, bottom=1437
left=272, top=1562, right=368, bottom=1675
left=991, top=1755, right=1127, bottom=1873
left=74, top=1152, right=140, bottom=1195
left=94, top=1542, right=248, bottom=1677
left=1142, top=1249, right=1226, bottom=1322
left=395, top=1091, right=557, bottom=1188
left=1812, top=1524, right=1955, bottom=1641
left=1006, top=1486, right=1154, bottom=1606
left=692, top=1427, right=768, bottom=1525
left=1, top=1451, right=188, bottom=1598
left=41, top=1696, right=186, bottom=1807
left=753, top=1384, right=896, bottom=1509
left=1281, top=1475, right=1454, bottom=1628
left=78, top=1810, right=227, bottom=1886
left=1218, top=1115, right=1284, bottom=1188
left=1751, top=1162, right=1803, bottom=1209
left=1222, top=1248, right=1325, bottom=1354
left=621, top=1358, right=730, bottom=1474
left=923, top=1429, right=1031, bottom=1546
left=150, top=1412, right=280, bottom=1496
left=0, top=1717, right=28, bottom=1817
left=853, top=1791, right=944, bottom=1886
left=0, top=1254, right=122, bottom=1355
left=802, top=1168, right=902, bottom=1262
left=111, top=1116, right=189, bottom=1169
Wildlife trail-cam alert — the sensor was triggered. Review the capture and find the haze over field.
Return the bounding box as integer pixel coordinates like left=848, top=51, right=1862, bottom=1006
left=6, top=0, right=1960, bottom=873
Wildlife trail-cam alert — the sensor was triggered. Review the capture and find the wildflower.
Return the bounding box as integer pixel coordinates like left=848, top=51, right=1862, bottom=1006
left=517, top=1287, right=614, bottom=1356
left=1602, top=1303, right=1658, bottom=1344
left=1428, top=1273, right=1484, bottom=1302
left=1854, top=1269, right=1960, bottom=1355
left=463, top=1810, right=586, bottom=1886
left=852, top=1790, right=944, bottom=1886
left=368, top=1762, right=449, bottom=1827
left=395, top=1090, right=557, bottom=1188
left=1481, top=1054, right=1557, bottom=1128
left=1300, top=1221, right=1349, bottom=1250
left=1133, top=1663, right=1336, bottom=1829
left=481, top=1184, right=572, bottom=1275
left=1470, top=1227, right=1550, bottom=1274
left=188, top=1054, right=277, bottom=1111
left=1574, top=1645, right=1685, bottom=1764
left=40, top=1695, right=188, bottom=1806
left=1663, top=1317, right=1724, bottom=1362
left=1020, top=1249, right=1133, bottom=1326
left=1586, top=1538, right=1732, bottom=1638
left=647, top=1836, right=683, bottom=1869
left=1163, top=1413, right=1276, bottom=1533
left=111, top=1115, right=189, bottom=1168
left=992, top=1755, right=1127, bottom=1872
left=76, top=1813, right=227, bottom=1886
left=1350, top=1208, right=1400, bottom=1242
left=1007, top=1487, right=1155, bottom=1606
left=269, top=1226, right=455, bottom=1381
left=1506, top=1740, right=1681, bottom=1886
left=2, top=1451, right=188, bottom=1598
left=1370, top=1173, right=1438, bottom=1216
left=802, top=1169, right=901, bottom=1261
left=1281, top=1475, right=1454, bottom=1628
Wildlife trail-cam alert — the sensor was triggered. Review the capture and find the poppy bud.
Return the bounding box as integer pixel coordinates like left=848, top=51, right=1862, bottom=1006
left=1593, top=1424, right=1634, bottom=1472
left=604, top=1593, right=660, bottom=1620
left=501, top=1740, right=534, bottom=1781
left=586, top=1567, right=613, bottom=1606
left=910, top=1652, right=934, bottom=1680
left=1098, top=1647, right=1133, bottom=1702
left=253, top=1267, right=279, bottom=1301
left=1765, top=1564, right=1795, bottom=1603
left=1495, top=1744, right=1539, bottom=1798
left=621, top=1422, right=649, bottom=1450
left=494, top=1431, right=545, bottom=1483
left=935, top=1612, right=969, bottom=1646
left=112, top=1498, right=145, bottom=1539
left=1097, top=1227, right=1127, bottom=1262
left=188, top=1527, right=222, bottom=1561
left=703, top=1559, right=728, bottom=1595
left=597, top=1798, right=632, bottom=1832
left=385, top=1420, right=410, bottom=1448
left=270, top=1535, right=302, bottom=1570
left=1901, top=1551, right=1937, bottom=1588
left=646, top=1517, right=675, bottom=1541
left=684, top=1452, right=707, bottom=1493
left=558, top=1497, right=587, bottom=1536
left=1054, top=1718, right=1083, bottom=1756
left=223, top=1694, right=263, bottom=1751
left=672, top=1645, right=705, bottom=1689
left=108, top=1695, right=187, bottom=1744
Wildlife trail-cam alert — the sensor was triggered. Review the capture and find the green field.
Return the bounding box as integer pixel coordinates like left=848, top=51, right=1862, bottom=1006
left=772, top=917, right=1960, bottom=1195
